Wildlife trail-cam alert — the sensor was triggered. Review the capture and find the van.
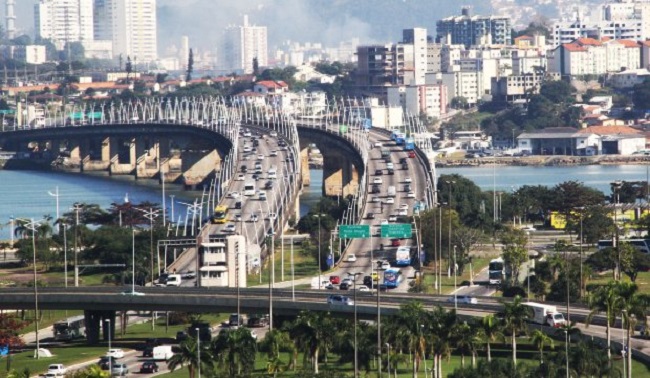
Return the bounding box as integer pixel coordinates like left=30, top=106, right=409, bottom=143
left=387, top=186, right=396, bottom=197
left=152, top=345, right=174, bottom=361
left=165, top=274, right=181, bottom=287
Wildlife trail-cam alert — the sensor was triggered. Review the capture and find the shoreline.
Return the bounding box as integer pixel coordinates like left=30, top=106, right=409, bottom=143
left=437, top=155, right=650, bottom=168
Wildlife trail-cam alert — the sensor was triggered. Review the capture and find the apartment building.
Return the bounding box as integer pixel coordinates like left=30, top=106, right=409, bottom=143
left=436, top=6, right=511, bottom=47
left=387, top=83, right=448, bottom=119
left=221, top=15, right=268, bottom=74
left=34, top=0, right=94, bottom=50
left=550, top=37, right=641, bottom=76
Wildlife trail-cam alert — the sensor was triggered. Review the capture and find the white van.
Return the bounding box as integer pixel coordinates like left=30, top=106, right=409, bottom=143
left=165, top=274, right=182, bottom=287
left=152, top=345, right=174, bottom=361
left=244, top=182, right=256, bottom=196
left=267, top=167, right=277, bottom=179
left=387, top=186, right=396, bottom=197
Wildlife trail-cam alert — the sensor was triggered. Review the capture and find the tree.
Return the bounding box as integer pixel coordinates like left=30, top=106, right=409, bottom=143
left=479, top=314, right=504, bottom=362
left=287, top=311, right=331, bottom=374
left=632, top=79, right=650, bottom=110
left=539, top=80, right=575, bottom=104
left=211, top=327, right=257, bottom=377
left=427, top=306, right=457, bottom=378
left=585, top=281, right=621, bottom=362
left=616, top=281, right=649, bottom=375
left=125, top=56, right=133, bottom=83
left=500, top=229, right=528, bottom=286
left=186, top=48, right=194, bottom=82
left=394, top=301, right=428, bottom=377
left=530, top=329, right=554, bottom=363
left=67, top=365, right=110, bottom=378
left=252, top=57, right=259, bottom=76
left=501, top=295, right=529, bottom=366
left=0, top=314, right=27, bottom=351
left=450, top=96, right=468, bottom=109
left=621, top=247, right=650, bottom=282
left=452, top=321, right=481, bottom=368
left=167, top=336, right=212, bottom=378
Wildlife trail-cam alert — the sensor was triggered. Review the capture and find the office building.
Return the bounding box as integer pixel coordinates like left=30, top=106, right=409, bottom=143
left=221, top=15, right=268, bottom=74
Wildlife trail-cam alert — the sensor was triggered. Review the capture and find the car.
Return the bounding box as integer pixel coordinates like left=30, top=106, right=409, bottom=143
left=106, top=349, right=124, bottom=359
left=371, top=272, right=379, bottom=282
left=243, top=146, right=252, bottom=153
left=235, top=201, right=242, bottom=209
left=243, top=131, right=252, bottom=137
left=267, top=212, right=277, bottom=220
left=375, top=169, right=383, bottom=176
left=330, top=275, right=341, bottom=285
left=385, top=197, right=394, bottom=204
left=270, top=131, right=278, bottom=137
left=142, top=346, right=153, bottom=357
left=406, top=191, right=416, bottom=198
left=339, top=281, right=351, bottom=290
left=258, top=154, right=265, bottom=160
left=363, top=275, right=373, bottom=286
left=347, top=254, right=357, bottom=262
left=404, top=177, right=412, bottom=183
left=390, top=238, right=401, bottom=247
left=399, top=203, right=409, bottom=210
left=371, top=184, right=381, bottom=194
left=366, top=212, right=375, bottom=219
left=380, top=219, right=388, bottom=225
left=398, top=208, right=408, bottom=216
left=372, top=197, right=380, bottom=203
left=379, top=261, right=391, bottom=270
left=388, top=215, right=397, bottom=222
left=520, top=226, right=537, bottom=231
left=254, top=162, right=262, bottom=170
left=225, top=223, right=236, bottom=233
left=240, top=165, right=248, bottom=173
left=249, top=214, right=259, bottom=222
left=447, top=295, right=478, bottom=305
left=140, top=361, right=159, bottom=374
left=404, top=184, right=412, bottom=192
left=252, top=173, right=260, bottom=181
left=401, top=163, right=409, bottom=170
left=374, top=142, right=383, bottom=148
left=270, top=150, right=278, bottom=157
left=357, top=285, right=370, bottom=292
left=111, top=363, right=129, bottom=376
left=43, top=373, right=62, bottom=378
left=267, top=227, right=275, bottom=236
left=235, top=214, right=242, bottom=222
left=408, top=151, right=416, bottom=158
left=47, top=364, right=68, bottom=376
left=98, top=356, right=117, bottom=370
left=328, top=295, right=354, bottom=305
left=324, top=283, right=335, bottom=290
left=227, top=191, right=240, bottom=199
left=181, top=270, right=196, bottom=279
left=265, top=181, right=274, bottom=189
left=236, top=173, right=245, bottom=181
left=373, top=177, right=383, bottom=184
left=176, top=331, right=189, bottom=342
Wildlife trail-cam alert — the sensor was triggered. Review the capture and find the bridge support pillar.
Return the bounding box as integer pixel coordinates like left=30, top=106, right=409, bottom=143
left=300, top=148, right=310, bottom=186
left=78, top=139, right=91, bottom=172
left=180, top=149, right=220, bottom=189
left=84, top=310, right=116, bottom=345
left=323, top=155, right=357, bottom=197
left=156, top=138, right=172, bottom=183
left=134, top=137, right=155, bottom=179
left=101, top=137, right=111, bottom=162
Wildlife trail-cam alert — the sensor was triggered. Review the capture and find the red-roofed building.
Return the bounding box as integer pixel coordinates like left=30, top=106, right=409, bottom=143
left=254, top=80, right=288, bottom=94
left=550, top=38, right=640, bottom=75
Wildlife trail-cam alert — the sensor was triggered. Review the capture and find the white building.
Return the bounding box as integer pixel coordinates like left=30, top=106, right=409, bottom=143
left=609, top=68, right=650, bottom=88
left=387, top=84, right=448, bottom=119
left=198, top=235, right=247, bottom=288
left=434, top=71, right=485, bottom=106
left=550, top=37, right=641, bottom=76
left=34, top=0, right=94, bottom=50
left=402, top=28, right=428, bottom=85
left=221, top=15, right=268, bottom=74
left=491, top=73, right=544, bottom=103
left=104, top=0, right=158, bottom=62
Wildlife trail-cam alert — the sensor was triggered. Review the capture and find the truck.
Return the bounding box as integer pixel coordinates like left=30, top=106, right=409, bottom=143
left=524, top=302, right=566, bottom=327
left=152, top=345, right=174, bottom=361
left=387, top=186, right=396, bottom=197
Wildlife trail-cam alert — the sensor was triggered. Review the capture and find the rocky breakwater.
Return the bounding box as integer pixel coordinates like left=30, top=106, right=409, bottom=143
left=437, top=155, right=650, bottom=168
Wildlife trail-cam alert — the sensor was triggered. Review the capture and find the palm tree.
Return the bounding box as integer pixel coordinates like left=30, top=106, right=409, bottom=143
left=387, top=349, right=409, bottom=378
left=428, top=306, right=457, bottom=378
left=585, top=280, right=621, bottom=362
left=396, top=301, right=428, bottom=378
left=211, top=327, right=257, bottom=377
left=501, top=295, right=529, bottom=366
left=167, top=336, right=212, bottom=378
left=479, top=314, right=504, bottom=362
left=616, top=281, right=649, bottom=378
left=530, top=329, right=554, bottom=363
left=287, top=311, right=330, bottom=374
left=452, top=321, right=481, bottom=368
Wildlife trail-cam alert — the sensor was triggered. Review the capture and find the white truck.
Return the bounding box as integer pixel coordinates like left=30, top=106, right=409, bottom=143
left=387, top=186, right=396, bottom=198
left=524, top=302, right=566, bottom=327
left=152, top=345, right=174, bottom=361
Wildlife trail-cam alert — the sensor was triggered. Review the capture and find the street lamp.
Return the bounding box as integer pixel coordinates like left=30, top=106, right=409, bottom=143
left=574, top=206, right=585, bottom=297
left=196, top=327, right=201, bottom=378
left=453, top=245, right=458, bottom=311
left=564, top=328, right=569, bottom=378
left=20, top=218, right=42, bottom=359
left=348, top=272, right=362, bottom=378
left=445, top=181, right=455, bottom=279
left=71, top=203, right=82, bottom=287
left=135, top=207, right=160, bottom=285
left=314, top=214, right=326, bottom=289
left=526, top=231, right=530, bottom=301
left=105, top=319, right=112, bottom=374
left=612, top=181, right=622, bottom=280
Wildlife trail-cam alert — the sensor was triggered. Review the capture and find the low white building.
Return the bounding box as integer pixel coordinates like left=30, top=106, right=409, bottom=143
left=199, top=235, right=247, bottom=288
left=387, top=84, right=448, bottom=119
left=433, top=71, right=485, bottom=106
left=517, top=126, right=646, bottom=155
left=609, top=69, right=650, bottom=89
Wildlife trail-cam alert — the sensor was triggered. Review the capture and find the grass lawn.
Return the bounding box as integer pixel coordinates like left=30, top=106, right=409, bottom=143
left=248, top=245, right=319, bottom=285
left=420, top=257, right=490, bottom=295
left=0, top=344, right=107, bottom=378
left=588, top=270, right=650, bottom=295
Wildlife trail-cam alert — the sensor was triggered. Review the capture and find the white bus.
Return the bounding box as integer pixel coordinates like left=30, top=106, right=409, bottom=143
left=53, top=315, right=86, bottom=341
left=243, top=181, right=256, bottom=196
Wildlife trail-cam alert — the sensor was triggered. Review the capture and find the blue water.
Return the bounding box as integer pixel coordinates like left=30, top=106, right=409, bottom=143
left=0, top=164, right=646, bottom=239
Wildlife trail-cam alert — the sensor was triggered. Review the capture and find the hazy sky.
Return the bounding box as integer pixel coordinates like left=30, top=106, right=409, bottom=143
left=5, top=0, right=495, bottom=51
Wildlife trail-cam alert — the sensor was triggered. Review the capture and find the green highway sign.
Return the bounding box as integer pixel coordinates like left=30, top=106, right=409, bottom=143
left=340, top=224, right=370, bottom=239
left=381, top=223, right=412, bottom=238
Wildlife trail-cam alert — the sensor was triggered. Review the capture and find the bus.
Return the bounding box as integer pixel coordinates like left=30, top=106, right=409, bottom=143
left=212, top=205, right=228, bottom=224
left=404, top=137, right=415, bottom=151
left=243, top=182, right=256, bottom=196
left=598, top=239, right=650, bottom=254
left=395, top=246, right=412, bottom=266
left=488, top=257, right=505, bottom=285
left=383, top=268, right=403, bottom=288
left=395, top=133, right=406, bottom=145
left=52, top=315, right=86, bottom=341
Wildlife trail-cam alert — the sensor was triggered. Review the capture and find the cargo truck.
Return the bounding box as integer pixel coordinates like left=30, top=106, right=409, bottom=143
left=524, top=302, right=566, bottom=327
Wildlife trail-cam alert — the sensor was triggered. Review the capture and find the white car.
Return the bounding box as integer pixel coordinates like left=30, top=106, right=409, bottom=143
left=380, top=219, right=388, bottom=225
left=399, top=203, right=409, bottom=210
left=379, top=261, right=391, bottom=270
left=225, top=224, right=236, bottom=233
left=243, top=146, right=252, bottom=153
left=347, top=254, right=357, bottom=262
left=373, top=177, right=383, bottom=184
left=448, top=295, right=478, bottom=305
left=236, top=173, right=245, bottom=181
left=228, top=191, right=240, bottom=199
left=235, top=214, right=242, bottom=222
left=106, top=349, right=125, bottom=359
left=270, top=150, right=278, bottom=157
left=520, top=226, right=537, bottom=231
left=257, top=154, right=265, bottom=160
left=267, top=213, right=277, bottom=220
left=398, top=208, right=408, bottom=216
left=385, top=197, right=394, bottom=204
left=371, top=197, right=380, bottom=203
left=404, top=177, right=412, bottom=183
left=47, top=365, right=68, bottom=376
left=249, top=214, right=259, bottom=222
left=406, top=191, right=416, bottom=198
left=270, top=131, right=278, bottom=137
left=374, top=142, right=383, bottom=148
left=388, top=215, right=397, bottom=222
left=357, top=285, right=370, bottom=292
left=243, top=131, right=252, bottom=137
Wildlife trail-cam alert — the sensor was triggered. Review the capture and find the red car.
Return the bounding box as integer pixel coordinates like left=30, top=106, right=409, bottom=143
left=391, top=238, right=401, bottom=247
left=408, top=151, right=416, bottom=158
left=329, top=275, right=341, bottom=285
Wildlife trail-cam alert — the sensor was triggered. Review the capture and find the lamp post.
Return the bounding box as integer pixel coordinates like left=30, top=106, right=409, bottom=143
left=612, top=181, right=622, bottom=280
left=574, top=206, right=585, bottom=297
left=169, top=195, right=175, bottom=224
left=62, top=222, right=67, bottom=287
left=314, top=214, right=326, bottom=289
left=21, top=218, right=41, bottom=359
left=105, top=319, right=112, bottom=374
left=526, top=231, right=530, bottom=301
left=348, top=271, right=361, bottom=378
left=130, top=229, right=136, bottom=294
left=135, top=207, right=160, bottom=285
left=196, top=327, right=201, bottom=378
left=564, top=328, right=569, bottom=378
left=445, top=181, right=455, bottom=279
left=71, top=203, right=82, bottom=287
left=453, top=245, right=458, bottom=311
left=376, top=260, right=382, bottom=378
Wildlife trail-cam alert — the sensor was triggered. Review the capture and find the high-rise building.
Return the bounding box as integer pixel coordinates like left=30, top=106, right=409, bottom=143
left=103, top=0, right=158, bottom=62
left=436, top=6, right=512, bottom=47
left=221, top=15, right=268, bottom=74
left=34, top=0, right=94, bottom=50
left=402, top=28, right=428, bottom=85
left=6, top=0, right=16, bottom=40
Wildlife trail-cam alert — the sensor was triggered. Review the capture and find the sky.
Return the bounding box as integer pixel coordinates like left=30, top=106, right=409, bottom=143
left=5, top=0, right=496, bottom=51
